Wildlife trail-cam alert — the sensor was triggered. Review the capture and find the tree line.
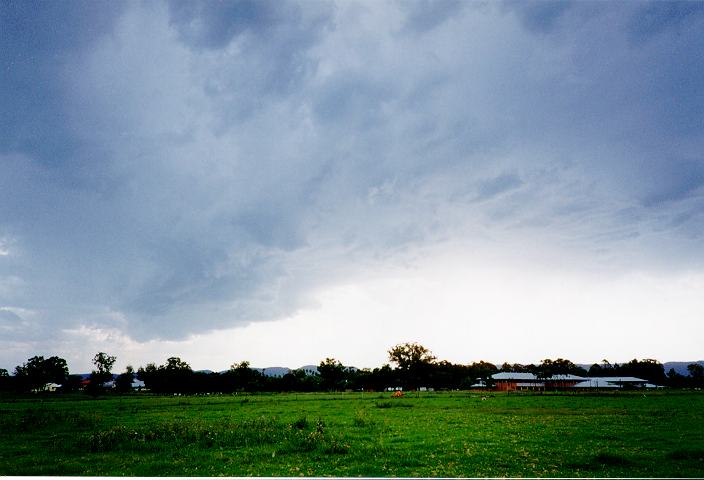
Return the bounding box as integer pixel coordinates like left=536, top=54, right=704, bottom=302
left=1, top=342, right=703, bottom=394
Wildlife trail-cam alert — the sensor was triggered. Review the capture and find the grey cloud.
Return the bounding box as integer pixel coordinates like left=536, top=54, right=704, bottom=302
left=168, top=0, right=277, bottom=49
left=475, top=174, right=524, bottom=202
left=169, top=0, right=333, bottom=100
left=641, top=159, right=704, bottom=208
left=313, top=73, right=392, bottom=126
left=2, top=1, right=704, bottom=347
left=0, top=0, right=124, bottom=164
left=401, top=0, right=466, bottom=33
left=502, top=0, right=573, bottom=34
left=0, top=308, right=21, bottom=325
left=628, top=1, right=704, bottom=41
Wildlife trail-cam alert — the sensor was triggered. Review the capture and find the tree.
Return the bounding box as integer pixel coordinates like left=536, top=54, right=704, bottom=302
left=687, top=363, right=704, bottom=388
left=588, top=359, right=611, bottom=376
left=161, top=357, right=194, bottom=393
left=388, top=342, right=436, bottom=389
left=88, top=352, right=117, bottom=393
left=141, top=357, right=194, bottom=393
left=501, top=362, right=531, bottom=373
left=0, top=368, right=11, bottom=392
left=162, top=357, right=191, bottom=371
left=471, top=361, right=498, bottom=389
left=318, top=357, right=346, bottom=391
left=231, top=360, right=250, bottom=371
left=115, top=365, right=135, bottom=393
left=388, top=342, right=436, bottom=371
left=537, top=358, right=584, bottom=379
left=667, top=368, right=687, bottom=389
left=226, top=361, right=263, bottom=392
left=14, top=356, right=69, bottom=392
left=687, top=363, right=703, bottom=378
left=620, top=358, right=666, bottom=385
left=137, top=363, right=158, bottom=390
left=92, top=352, right=116, bottom=383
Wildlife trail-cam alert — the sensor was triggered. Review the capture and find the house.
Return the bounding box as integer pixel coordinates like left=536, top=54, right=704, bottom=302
left=31, top=382, right=62, bottom=393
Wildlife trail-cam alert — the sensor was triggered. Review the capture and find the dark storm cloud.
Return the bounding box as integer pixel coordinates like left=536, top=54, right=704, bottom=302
left=1, top=0, right=703, bottom=353
left=401, top=0, right=466, bottom=33
left=168, top=0, right=333, bottom=100
left=0, top=0, right=124, bottom=164
left=628, top=1, right=704, bottom=40
left=503, top=0, right=572, bottom=33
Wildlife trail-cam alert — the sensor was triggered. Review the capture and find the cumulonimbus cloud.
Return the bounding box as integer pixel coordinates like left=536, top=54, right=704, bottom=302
left=0, top=0, right=703, bottom=352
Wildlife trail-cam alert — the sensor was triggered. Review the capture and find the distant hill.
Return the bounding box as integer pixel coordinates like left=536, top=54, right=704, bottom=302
left=298, top=365, right=319, bottom=375
left=663, top=361, right=704, bottom=376
left=251, top=367, right=290, bottom=377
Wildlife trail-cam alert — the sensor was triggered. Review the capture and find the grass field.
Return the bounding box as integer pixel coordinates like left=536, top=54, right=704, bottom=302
left=1, top=390, right=703, bottom=477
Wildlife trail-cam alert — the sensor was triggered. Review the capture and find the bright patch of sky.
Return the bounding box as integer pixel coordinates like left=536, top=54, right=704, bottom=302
left=1, top=1, right=703, bottom=372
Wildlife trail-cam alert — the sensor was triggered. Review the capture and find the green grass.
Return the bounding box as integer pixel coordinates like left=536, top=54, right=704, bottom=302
left=0, top=391, right=702, bottom=476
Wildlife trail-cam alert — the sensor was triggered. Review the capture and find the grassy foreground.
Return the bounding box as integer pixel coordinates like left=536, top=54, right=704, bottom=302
left=1, top=390, right=703, bottom=477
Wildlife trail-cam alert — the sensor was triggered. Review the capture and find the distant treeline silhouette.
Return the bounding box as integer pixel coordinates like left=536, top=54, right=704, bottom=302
left=1, top=342, right=703, bottom=394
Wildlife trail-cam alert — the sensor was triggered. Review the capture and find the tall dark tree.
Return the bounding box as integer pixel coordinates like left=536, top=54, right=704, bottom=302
left=115, top=365, right=135, bottom=392
left=14, top=356, right=69, bottom=392
left=619, top=358, right=666, bottom=385
left=588, top=359, right=617, bottom=377
left=91, top=352, right=117, bottom=385
left=226, top=361, right=263, bottom=392
left=537, top=358, right=585, bottom=379
left=388, top=342, right=436, bottom=371
left=138, top=357, right=194, bottom=393
left=501, top=362, right=531, bottom=373
left=318, top=357, right=346, bottom=391
left=137, top=363, right=158, bottom=390
left=163, top=357, right=191, bottom=371
left=687, top=363, right=704, bottom=388
left=471, top=361, right=498, bottom=389
left=0, top=368, right=11, bottom=392
left=160, top=357, right=194, bottom=393
left=388, top=342, right=436, bottom=389
left=666, top=368, right=687, bottom=388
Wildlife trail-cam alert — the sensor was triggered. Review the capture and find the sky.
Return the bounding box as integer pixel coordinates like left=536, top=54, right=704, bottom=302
left=1, top=0, right=703, bottom=373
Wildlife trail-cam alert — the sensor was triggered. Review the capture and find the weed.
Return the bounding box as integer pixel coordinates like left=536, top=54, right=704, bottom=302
left=353, top=410, right=374, bottom=427
left=315, top=418, right=325, bottom=433
left=291, top=415, right=308, bottom=430
left=0, top=410, right=101, bottom=433
left=324, top=437, right=351, bottom=454
left=286, top=419, right=350, bottom=455
left=83, top=417, right=287, bottom=452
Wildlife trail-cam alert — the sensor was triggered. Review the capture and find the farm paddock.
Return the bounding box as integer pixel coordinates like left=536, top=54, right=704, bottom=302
left=0, top=390, right=702, bottom=477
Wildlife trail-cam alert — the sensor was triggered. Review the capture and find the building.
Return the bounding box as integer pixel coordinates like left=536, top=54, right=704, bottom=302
left=572, top=377, right=651, bottom=389
left=492, top=372, right=587, bottom=391
left=489, top=372, right=660, bottom=391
